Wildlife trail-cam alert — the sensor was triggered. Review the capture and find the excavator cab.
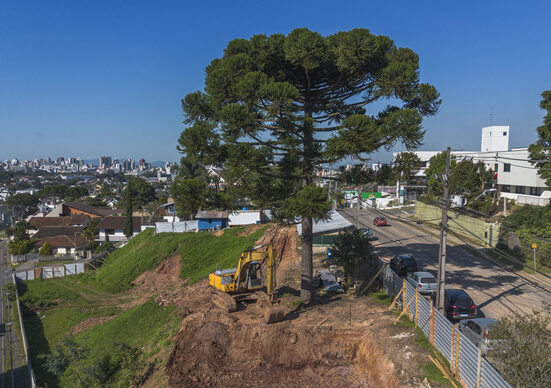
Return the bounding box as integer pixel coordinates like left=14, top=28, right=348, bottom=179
left=208, top=243, right=284, bottom=323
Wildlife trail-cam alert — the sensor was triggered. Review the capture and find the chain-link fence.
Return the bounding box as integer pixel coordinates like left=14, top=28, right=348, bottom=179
left=382, top=265, right=510, bottom=388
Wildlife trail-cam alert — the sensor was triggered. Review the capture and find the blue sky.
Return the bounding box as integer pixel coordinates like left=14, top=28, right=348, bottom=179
left=1, top=1, right=550, bottom=163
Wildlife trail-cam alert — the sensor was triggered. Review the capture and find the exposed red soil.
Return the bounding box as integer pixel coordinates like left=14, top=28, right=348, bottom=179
left=166, top=309, right=401, bottom=388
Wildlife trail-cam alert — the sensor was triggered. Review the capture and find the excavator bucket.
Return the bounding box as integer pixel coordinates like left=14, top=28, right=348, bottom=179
left=265, top=306, right=285, bottom=324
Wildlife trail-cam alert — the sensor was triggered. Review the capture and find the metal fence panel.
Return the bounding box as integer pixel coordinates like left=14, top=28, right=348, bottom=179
left=380, top=262, right=511, bottom=388
left=481, top=358, right=510, bottom=388
left=457, top=330, right=478, bottom=388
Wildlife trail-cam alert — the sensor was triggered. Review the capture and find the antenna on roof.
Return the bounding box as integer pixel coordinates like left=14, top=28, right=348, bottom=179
left=489, top=106, right=493, bottom=124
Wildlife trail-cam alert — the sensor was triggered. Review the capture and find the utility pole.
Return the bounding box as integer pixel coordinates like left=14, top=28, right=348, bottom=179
left=436, top=147, right=451, bottom=313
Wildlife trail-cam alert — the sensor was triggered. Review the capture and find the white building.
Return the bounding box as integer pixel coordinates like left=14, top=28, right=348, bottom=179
left=394, top=126, right=550, bottom=206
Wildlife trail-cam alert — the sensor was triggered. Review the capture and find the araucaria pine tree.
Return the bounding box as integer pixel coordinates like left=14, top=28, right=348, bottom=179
left=178, top=28, right=440, bottom=302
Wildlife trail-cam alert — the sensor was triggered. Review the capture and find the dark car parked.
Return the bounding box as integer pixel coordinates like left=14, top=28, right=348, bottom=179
left=436, top=289, right=477, bottom=321
left=389, top=254, right=418, bottom=277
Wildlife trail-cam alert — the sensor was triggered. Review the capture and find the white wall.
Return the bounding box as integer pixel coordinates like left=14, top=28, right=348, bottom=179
left=481, top=126, right=509, bottom=152
left=228, top=211, right=262, bottom=226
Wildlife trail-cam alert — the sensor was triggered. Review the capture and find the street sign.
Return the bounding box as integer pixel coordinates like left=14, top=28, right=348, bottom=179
left=532, top=243, right=537, bottom=249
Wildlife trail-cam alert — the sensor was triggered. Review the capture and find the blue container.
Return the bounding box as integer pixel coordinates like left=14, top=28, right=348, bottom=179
left=326, top=247, right=332, bottom=258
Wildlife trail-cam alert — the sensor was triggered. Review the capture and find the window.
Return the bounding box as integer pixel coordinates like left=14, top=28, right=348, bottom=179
left=503, top=132, right=507, bottom=136
left=503, top=163, right=511, bottom=172
left=105, top=229, right=115, bottom=235
left=494, top=163, right=498, bottom=172
left=515, top=186, right=525, bottom=194
left=501, top=185, right=510, bottom=193
left=530, top=187, right=543, bottom=196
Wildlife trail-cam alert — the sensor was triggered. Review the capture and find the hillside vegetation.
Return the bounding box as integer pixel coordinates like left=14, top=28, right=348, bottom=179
left=18, top=226, right=267, bottom=387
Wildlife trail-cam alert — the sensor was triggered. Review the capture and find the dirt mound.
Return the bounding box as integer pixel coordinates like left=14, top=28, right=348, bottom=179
left=235, top=224, right=264, bottom=236
left=70, top=316, right=115, bottom=335
left=132, top=254, right=183, bottom=290
left=166, top=311, right=400, bottom=388
left=255, top=225, right=299, bottom=287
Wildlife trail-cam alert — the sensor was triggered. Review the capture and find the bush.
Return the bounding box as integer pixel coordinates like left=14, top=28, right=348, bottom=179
left=488, top=304, right=551, bottom=387
left=38, top=242, right=53, bottom=255
left=9, top=239, right=33, bottom=255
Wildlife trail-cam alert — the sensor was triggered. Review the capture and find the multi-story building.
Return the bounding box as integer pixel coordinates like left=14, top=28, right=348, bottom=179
left=394, top=126, right=550, bottom=206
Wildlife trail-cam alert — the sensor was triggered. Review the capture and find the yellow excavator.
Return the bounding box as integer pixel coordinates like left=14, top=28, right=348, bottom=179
left=209, top=243, right=284, bottom=323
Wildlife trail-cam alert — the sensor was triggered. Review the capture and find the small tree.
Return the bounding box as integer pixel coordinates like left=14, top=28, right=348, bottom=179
left=330, top=229, right=373, bottom=284
left=393, top=151, right=421, bottom=184
left=488, top=304, right=551, bottom=387
left=170, top=178, right=207, bottom=220
left=529, top=90, right=551, bottom=186
left=38, top=242, right=53, bottom=255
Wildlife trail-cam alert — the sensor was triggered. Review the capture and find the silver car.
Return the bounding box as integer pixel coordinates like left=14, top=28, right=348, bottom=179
left=458, top=318, right=499, bottom=353
left=407, top=271, right=437, bottom=295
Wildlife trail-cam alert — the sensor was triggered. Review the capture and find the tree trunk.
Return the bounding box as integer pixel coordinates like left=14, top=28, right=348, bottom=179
left=300, top=216, right=313, bottom=302
left=301, top=70, right=314, bottom=304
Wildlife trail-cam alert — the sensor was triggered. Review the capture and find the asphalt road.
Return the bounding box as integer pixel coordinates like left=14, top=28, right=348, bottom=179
left=340, top=207, right=551, bottom=320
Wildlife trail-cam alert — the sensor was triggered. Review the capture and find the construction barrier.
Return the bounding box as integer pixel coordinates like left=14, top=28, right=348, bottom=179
left=382, top=266, right=511, bottom=388
left=14, top=262, right=86, bottom=281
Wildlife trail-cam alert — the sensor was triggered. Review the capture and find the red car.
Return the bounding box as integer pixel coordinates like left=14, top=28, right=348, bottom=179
left=373, top=216, right=387, bottom=226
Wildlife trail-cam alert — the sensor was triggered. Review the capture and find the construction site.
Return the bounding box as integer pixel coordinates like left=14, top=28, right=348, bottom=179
left=17, top=225, right=452, bottom=387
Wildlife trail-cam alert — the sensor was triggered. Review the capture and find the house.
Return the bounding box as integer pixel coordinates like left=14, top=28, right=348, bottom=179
left=29, top=215, right=90, bottom=229
left=96, top=216, right=142, bottom=242
left=196, top=210, right=228, bottom=230
left=62, top=202, right=118, bottom=218
left=33, top=225, right=88, bottom=255
left=33, top=235, right=87, bottom=255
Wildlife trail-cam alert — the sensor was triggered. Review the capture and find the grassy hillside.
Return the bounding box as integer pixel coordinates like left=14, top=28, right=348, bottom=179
left=18, top=226, right=268, bottom=387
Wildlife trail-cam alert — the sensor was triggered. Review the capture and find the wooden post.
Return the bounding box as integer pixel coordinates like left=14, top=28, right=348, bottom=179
left=64, top=266, right=66, bottom=276
left=402, top=278, right=406, bottom=313
left=415, top=287, right=419, bottom=327
left=430, top=299, right=435, bottom=345
left=476, top=345, right=482, bottom=388
left=455, top=332, right=460, bottom=376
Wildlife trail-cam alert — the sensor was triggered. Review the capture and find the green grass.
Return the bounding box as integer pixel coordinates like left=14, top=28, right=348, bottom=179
left=18, top=225, right=270, bottom=387
left=85, top=228, right=189, bottom=293
left=179, top=226, right=268, bottom=284
left=366, top=291, right=391, bottom=305
left=33, top=260, right=75, bottom=267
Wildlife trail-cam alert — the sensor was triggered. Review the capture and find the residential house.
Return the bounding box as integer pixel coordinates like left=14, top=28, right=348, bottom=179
left=196, top=210, right=228, bottom=230
left=33, top=235, right=88, bottom=256
left=62, top=202, right=118, bottom=218
left=33, top=226, right=87, bottom=255
left=96, top=216, right=142, bottom=242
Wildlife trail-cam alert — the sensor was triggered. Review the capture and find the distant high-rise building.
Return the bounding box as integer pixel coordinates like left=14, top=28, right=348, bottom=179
left=57, top=156, right=64, bottom=163
left=139, top=158, right=145, bottom=167
left=99, top=156, right=112, bottom=169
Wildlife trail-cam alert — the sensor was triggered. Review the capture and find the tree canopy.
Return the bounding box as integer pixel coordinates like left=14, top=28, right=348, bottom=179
left=119, top=178, right=156, bottom=210
left=178, top=28, right=440, bottom=301
left=529, top=90, right=551, bottom=186
left=393, top=152, right=421, bottom=183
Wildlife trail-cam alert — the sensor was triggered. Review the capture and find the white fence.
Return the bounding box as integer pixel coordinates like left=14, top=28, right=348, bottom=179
left=382, top=266, right=510, bottom=388
left=14, top=262, right=86, bottom=281
left=155, top=221, right=198, bottom=233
